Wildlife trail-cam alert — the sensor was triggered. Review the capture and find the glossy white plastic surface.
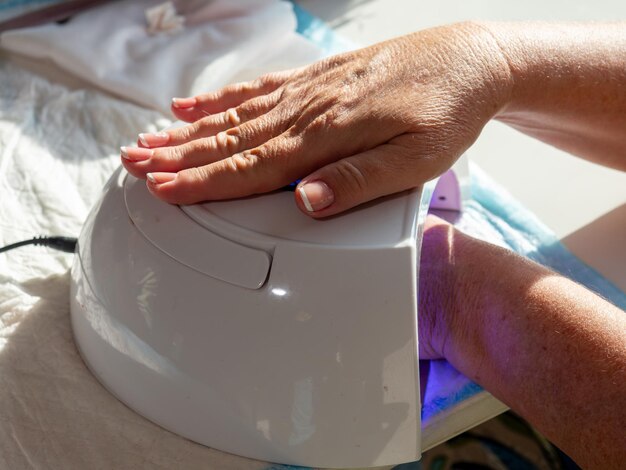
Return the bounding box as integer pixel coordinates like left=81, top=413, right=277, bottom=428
left=125, top=175, right=271, bottom=289
left=70, top=157, right=468, bottom=468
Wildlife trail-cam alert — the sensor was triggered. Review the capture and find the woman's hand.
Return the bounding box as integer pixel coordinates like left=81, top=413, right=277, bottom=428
left=121, top=22, right=512, bottom=217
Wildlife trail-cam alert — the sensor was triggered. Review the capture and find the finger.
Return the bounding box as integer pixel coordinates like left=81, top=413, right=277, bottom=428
left=142, top=131, right=428, bottom=207
left=144, top=134, right=301, bottom=205
left=124, top=109, right=290, bottom=179
left=170, top=71, right=292, bottom=122
left=294, top=140, right=444, bottom=218
left=138, top=92, right=281, bottom=148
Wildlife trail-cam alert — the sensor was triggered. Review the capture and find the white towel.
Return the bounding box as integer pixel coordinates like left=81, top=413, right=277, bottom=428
left=1, top=0, right=322, bottom=113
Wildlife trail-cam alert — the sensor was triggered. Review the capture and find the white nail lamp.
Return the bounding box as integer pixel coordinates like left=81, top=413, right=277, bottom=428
left=70, top=154, right=469, bottom=468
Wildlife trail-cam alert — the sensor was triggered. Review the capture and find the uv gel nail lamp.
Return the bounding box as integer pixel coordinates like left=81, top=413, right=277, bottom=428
left=70, top=151, right=469, bottom=468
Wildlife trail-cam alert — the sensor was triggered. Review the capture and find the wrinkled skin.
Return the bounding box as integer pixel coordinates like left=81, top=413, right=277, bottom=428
left=120, top=21, right=626, bottom=469
left=121, top=22, right=511, bottom=217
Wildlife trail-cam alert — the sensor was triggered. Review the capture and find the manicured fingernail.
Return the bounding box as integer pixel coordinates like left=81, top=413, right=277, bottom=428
left=121, top=146, right=153, bottom=162
left=147, top=172, right=177, bottom=185
left=171, top=97, right=197, bottom=109
left=139, top=131, right=169, bottom=147
left=298, top=181, right=334, bottom=212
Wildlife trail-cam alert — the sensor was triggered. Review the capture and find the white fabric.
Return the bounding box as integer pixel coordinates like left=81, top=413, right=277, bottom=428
left=0, top=2, right=322, bottom=466
left=1, top=0, right=322, bottom=114
left=0, top=61, right=291, bottom=470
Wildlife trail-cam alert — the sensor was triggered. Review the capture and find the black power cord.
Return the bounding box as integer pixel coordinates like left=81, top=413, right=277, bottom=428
left=0, top=236, right=78, bottom=254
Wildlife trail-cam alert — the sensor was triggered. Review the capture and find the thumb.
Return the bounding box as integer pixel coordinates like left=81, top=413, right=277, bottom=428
left=294, top=143, right=439, bottom=218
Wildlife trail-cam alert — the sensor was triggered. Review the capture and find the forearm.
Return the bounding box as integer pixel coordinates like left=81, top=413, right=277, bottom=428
left=422, top=221, right=626, bottom=469
left=481, top=22, right=626, bottom=170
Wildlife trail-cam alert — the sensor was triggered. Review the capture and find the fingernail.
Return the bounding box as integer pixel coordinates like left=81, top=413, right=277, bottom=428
left=147, top=172, right=177, bottom=185
left=121, top=146, right=153, bottom=162
left=139, top=131, right=169, bottom=147
left=298, top=181, right=334, bottom=212
left=171, top=97, right=197, bottom=109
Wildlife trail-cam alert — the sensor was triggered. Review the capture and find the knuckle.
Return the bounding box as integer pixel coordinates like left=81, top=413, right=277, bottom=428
left=251, top=76, right=267, bottom=89
left=224, top=107, right=241, bottom=127
left=228, top=151, right=258, bottom=173
left=215, top=128, right=240, bottom=155
left=238, top=80, right=257, bottom=93
left=333, top=160, right=368, bottom=195
left=235, top=101, right=254, bottom=120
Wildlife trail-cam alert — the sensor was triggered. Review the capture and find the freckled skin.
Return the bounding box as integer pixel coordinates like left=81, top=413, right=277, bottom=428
left=123, top=22, right=626, bottom=468
left=488, top=22, right=626, bottom=171
left=123, top=22, right=626, bottom=213
left=420, top=216, right=626, bottom=470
